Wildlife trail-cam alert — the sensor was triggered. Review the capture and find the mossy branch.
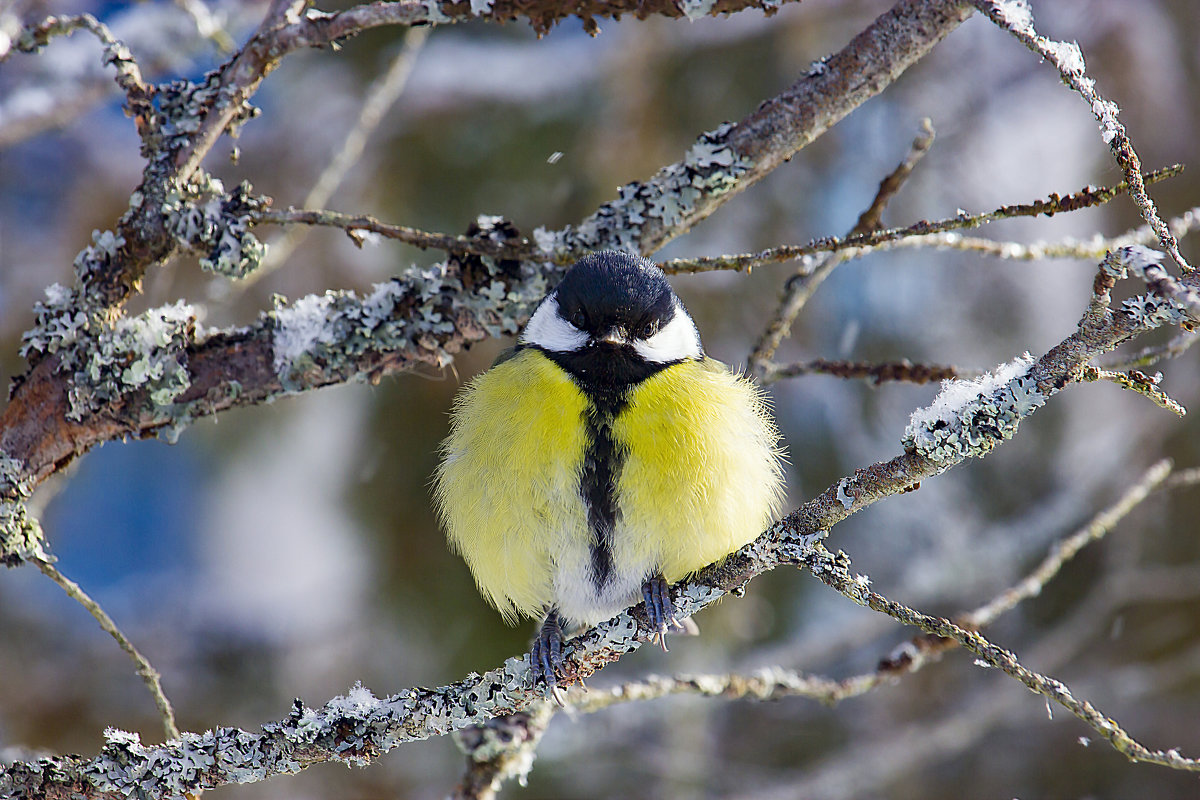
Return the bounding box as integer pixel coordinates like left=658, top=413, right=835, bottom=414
left=0, top=0, right=978, bottom=505
left=5, top=247, right=1200, bottom=798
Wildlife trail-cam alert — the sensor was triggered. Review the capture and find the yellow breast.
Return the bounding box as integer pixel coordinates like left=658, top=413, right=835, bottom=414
left=613, top=358, right=785, bottom=584
left=435, top=349, right=785, bottom=625
left=434, top=349, right=590, bottom=622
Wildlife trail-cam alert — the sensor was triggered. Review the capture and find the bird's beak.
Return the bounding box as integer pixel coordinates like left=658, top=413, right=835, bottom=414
left=597, top=328, right=627, bottom=346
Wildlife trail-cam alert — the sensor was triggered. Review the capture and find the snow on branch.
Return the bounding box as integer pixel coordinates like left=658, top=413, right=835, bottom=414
left=6, top=244, right=1200, bottom=795
left=0, top=0, right=977, bottom=508
left=970, top=0, right=1192, bottom=274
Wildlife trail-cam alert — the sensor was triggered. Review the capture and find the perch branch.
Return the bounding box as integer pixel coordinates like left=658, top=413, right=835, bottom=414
left=4, top=247, right=1198, bottom=797
left=571, top=458, right=1175, bottom=711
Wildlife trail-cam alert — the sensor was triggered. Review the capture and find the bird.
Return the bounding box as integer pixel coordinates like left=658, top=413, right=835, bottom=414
left=434, top=250, right=785, bottom=691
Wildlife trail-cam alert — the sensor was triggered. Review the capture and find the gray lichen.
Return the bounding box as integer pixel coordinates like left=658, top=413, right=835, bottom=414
left=64, top=300, right=199, bottom=421
left=19, top=226, right=133, bottom=362
left=156, top=70, right=256, bottom=155
left=903, top=354, right=1046, bottom=466
left=1122, top=293, right=1188, bottom=329
left=0, top=453, right=47, bottom=566
left=271, top=215, right=552, bottom=390
left=164, top=177, right=268, bottom=279
left=538, top=122, right=751, bottom=255
left=22, top=281, right=200, bottom=422
left=1106, top=245, right=1199, bottom=325
left=835, top=478, right=856, bottom=510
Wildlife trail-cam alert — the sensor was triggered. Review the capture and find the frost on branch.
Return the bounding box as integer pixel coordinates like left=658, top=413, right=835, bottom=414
left=271, top=215, right=552, bottom=390
left=989, top=0, right=1033, bottom=33
left=903, top=354, right=1046, bottom=466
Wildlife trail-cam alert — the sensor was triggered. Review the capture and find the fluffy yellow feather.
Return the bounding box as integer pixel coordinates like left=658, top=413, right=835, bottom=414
left=615, top=357, right=785, bottom=589
left=435, top=349, right=589, bottom=622
left=435, top=349, right=784, bottom=625
left=433, top=250, right=786, bottom=688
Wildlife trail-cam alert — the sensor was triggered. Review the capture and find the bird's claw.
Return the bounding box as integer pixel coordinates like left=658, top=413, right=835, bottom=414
left=643, top=575, right=685, bottom=652
left=531, top=611, right=567, bottom=704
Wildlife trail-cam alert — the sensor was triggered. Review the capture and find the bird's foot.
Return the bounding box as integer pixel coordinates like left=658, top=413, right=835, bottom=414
left=530, top=610, right=567, bottom=704
left=643, top=575, right=686, bottom=651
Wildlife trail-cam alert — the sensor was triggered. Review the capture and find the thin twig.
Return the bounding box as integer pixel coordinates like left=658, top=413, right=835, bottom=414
left=569, top=666, right=887, bottom=712
left=7, top=14, right=154, bottom=137
left=748, top=120, right=936, bottom=376
left=853, top=118, right=937, bottom=234
left=1100, top=329, right=1200, bottom=372
left=663, top=165, right=1183, bottom=276
left=32, top=557, right=180, bottom=742
left=766, top=358, right=965, bottom=385
left=969, top=0, right=1192, bottom=274
left=1079, top=366, right=1187, bottom=416
left=806, top=540, right=1200, bottom=772
left=1163, top=467, right=1200, bottom=492
left=964, top=459, right=1173, bottom=626
left=253, top=207, right=536, bottom=260
left=573, top=459, right=1178, bottom=712
left=255, top=27, right=430, bottom=280
left=173, top=0, right=238, bottom=52
left=883, top=204, right=1200, bottom=261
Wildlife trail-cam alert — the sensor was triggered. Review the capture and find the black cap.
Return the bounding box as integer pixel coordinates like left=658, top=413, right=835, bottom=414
left=553, top=251, right=676, bottom=339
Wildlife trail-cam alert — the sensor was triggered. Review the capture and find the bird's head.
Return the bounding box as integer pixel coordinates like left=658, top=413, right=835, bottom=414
left=520, top=251, right=703, bottom=370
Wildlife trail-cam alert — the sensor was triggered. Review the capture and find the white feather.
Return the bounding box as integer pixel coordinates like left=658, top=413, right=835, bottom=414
left=520, top=293, right=588, bottom=352
left=633, top=306, right=702, bottom=363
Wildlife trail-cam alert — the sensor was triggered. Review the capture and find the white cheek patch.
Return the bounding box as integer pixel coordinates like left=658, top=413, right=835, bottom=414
left=520, top=293, right=589, bottom=352
left=633, top=307, right=702, bottom=363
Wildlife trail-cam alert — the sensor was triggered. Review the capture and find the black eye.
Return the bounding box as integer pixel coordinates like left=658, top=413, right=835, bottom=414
left=570, top=308, right=587, bottom=329
left=634, top=319, right=659, bottom=339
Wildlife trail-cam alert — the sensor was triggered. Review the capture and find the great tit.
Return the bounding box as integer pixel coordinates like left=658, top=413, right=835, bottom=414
left=434, top=251, right=785, bottom=690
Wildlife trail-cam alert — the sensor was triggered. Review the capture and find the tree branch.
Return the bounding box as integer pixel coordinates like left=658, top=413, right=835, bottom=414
left=660, top=165, right=1183, bottom=275
left=32, top=558, right=180, bottom=742
left=4, top=246, right=1197, bottom=797
left=540, top=0, right=974, bottom=258
left=570, top=458, right=1176, bottom=711
left=969, top=0, right=1192, bottom=274
left=0, top=0, right=976, bottom=505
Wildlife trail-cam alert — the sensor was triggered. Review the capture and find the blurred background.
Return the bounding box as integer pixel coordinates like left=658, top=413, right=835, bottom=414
left=2, top=0, right=1200, bottom=797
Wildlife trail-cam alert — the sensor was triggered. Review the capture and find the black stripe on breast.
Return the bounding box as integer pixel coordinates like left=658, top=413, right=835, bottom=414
left=531, top=343, right=680, bottom=593
left=580, top=391, right=628, bottom=590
